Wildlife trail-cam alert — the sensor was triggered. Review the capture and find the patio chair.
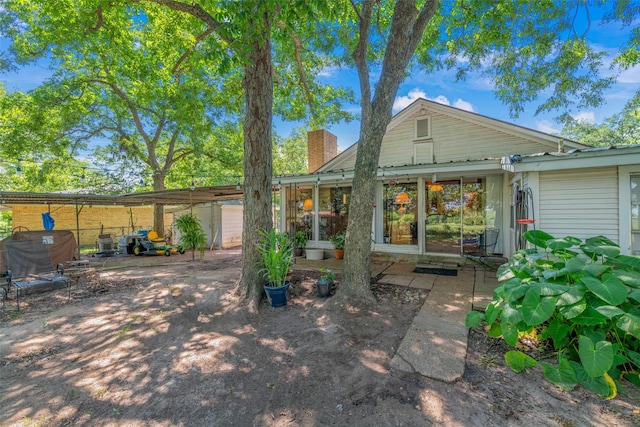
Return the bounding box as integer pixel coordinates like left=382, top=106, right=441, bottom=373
left=463, top=228, right=500, bottom=267
left=4, top=239, right=72, bottom=310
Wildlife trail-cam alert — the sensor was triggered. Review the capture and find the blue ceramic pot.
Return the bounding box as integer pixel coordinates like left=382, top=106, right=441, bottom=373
left=263, top=281, right=291, bottom=307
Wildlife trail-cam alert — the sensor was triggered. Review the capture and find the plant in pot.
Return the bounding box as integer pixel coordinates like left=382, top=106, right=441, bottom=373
left=316, top=268, right=335, bottom=297
left=258, top=228, right=293, bottom=307
left=329, top=231, right=346, bottom=260
left=293, top=230, right=307, bottom=257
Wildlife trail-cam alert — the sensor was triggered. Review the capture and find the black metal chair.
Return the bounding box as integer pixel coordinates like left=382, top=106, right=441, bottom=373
left=464, top=228, right=500, bottom=267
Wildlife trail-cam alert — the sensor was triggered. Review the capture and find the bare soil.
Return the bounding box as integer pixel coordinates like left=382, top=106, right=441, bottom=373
left=1, top=250, right=639, bottom=426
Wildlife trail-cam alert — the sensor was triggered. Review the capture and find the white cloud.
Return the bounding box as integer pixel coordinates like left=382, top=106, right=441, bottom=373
left=393, top=88, right=428, bottom=111
left=430, top=95, right=451, bottom=105
left=392, top=88, right=477, bottom=114
left=535, top=120, right=561, bottom=135
left=453, top=98, right=475, bottom=112
left=618, top=64, right=640, bottom=84
left=571, top=111, right=596, bottom=123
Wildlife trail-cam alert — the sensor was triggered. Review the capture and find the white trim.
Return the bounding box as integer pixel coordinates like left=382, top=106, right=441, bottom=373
left=415, top=115, right=432, bottom=140
left=619, top=166, right=635, bottom=254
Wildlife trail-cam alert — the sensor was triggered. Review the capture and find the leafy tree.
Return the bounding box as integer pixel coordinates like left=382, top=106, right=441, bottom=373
left=0, top=1, right=239, bottom=234
left=334, top=1, right=640, bottom=304
left=560, top=94, right=640, bottom=147
left=273, top=127, right=309, bottom=176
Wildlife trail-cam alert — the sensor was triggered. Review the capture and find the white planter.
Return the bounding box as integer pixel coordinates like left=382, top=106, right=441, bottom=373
left=305, top=248, right=324, bottom=261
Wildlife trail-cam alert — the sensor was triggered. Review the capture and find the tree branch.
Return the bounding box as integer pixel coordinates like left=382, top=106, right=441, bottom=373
left=291, top=31, right=313, bottom=111
left=171, top=26, right=215, bottom=75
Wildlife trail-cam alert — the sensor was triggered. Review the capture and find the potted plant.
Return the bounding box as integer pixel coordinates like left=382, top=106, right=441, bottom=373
left=329, top=231, right=346, bottom=259
left=293, top=230, right=307, bottom=257
left=258, top=228, right=293, bottom=307
left=316, top=268, right=335, bottom=297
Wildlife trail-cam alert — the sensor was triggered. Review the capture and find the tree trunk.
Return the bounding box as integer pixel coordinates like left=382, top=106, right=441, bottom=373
left=152, top=172, right=166, bottom=237
left=235, top=15, right=274, bottom=310
left=338, top=0, right=438, bottom=304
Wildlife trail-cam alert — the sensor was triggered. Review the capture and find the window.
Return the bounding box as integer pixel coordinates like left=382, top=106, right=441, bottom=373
left=415, top=116, right=431, bottom=140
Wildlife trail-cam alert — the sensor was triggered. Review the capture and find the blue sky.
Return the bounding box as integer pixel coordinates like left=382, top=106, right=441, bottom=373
left=2, top=8, right=638, bottom=153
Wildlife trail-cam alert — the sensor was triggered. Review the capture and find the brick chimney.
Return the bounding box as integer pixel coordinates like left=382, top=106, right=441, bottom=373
left=307, top=129, right=337, bottom=173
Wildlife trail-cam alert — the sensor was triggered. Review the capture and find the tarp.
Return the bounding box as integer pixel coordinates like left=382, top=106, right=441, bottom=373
left=1, top=230, right=77, bottom=273
left=42, top=213, right=55, bottom=230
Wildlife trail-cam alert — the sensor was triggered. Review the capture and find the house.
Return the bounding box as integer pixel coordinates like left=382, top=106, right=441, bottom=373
left=274, top=98, right=640, bottom=260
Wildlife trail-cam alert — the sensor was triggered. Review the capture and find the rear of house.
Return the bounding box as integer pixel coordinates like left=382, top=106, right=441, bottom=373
left=274, top=99, right=640, bottom=259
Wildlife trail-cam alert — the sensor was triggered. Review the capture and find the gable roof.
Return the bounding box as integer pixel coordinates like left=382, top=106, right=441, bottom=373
left=318, top=98, right=586, bottom=172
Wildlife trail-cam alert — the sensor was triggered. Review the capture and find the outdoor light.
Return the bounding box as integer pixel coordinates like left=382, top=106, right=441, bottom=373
left=277, top=179, right=282, bottom=189
left=190, top=181, right=195, bottom=191
left=316, top=176, right=321, bottom=185
left=236, top=182, right=241, bottom=190
left=303, top=198, right=313, bottom=210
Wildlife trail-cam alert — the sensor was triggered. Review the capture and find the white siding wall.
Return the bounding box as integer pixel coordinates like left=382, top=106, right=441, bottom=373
left=221, top=205, right=243, bottom=248
left=538, top=167, right=619, bottom=242
left=374, top=110, right=557, bottom=168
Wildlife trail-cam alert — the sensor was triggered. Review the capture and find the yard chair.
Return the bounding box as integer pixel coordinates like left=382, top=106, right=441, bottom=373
left=4, top=239, right=72, bottom=310
left=463, top=227, right=500, bottom=268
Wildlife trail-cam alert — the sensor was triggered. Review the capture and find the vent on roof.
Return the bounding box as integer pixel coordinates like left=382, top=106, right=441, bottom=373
left=415, top=116, right=431, bottom=140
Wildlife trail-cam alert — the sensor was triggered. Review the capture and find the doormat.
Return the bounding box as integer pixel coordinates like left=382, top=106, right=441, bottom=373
left=413, top=267, right=458, bottom=276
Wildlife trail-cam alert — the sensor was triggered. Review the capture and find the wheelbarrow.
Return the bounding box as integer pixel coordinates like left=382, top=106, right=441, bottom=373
left=132, top=231, right=185, bottom=257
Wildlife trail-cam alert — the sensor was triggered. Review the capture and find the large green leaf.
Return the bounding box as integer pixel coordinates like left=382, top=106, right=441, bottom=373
left=617, top=313, right=640, bottom=340
left=501, top=321, right=519, bottom=346
left=522, top=288, right=557, bottom=326
left=523, top=230, right=554, bottom=248
left=484, top=300, right=501, bottom=325
left=505, top=350, right=538, bottom=373
left=570, top=306, right=608, bottom=325
left=627, top=289, right=640, bottom=303
left=612, top=270, right=640, bottom=288
left=565, top=257, right=587, bottom=273
left=595, top=305, right=625, bottom=319
left=581, top=275, right=627, bottom=306
left=583, top=263, right=610, bottom=277
left=541, top=358, right=578, bottom=391
left=578, top=335, right=614, bottom=378
left=556, top=286, right=586, bottom=306
left=559, top=299, right=587, bottom=319
left=542, top=318, right=571, bottom=349
left=465, top=311, right=484, bottom=328
left=547, top=238, right=578, bottom=251
left=530, top=282, right=570, bottom=296
left=582, top=236, right=621, bottom=258
left=570, top=361, right=611, bottom=397
left=627, top=350, right=640, bottom=368
left=611, top=255, right=640, bottom=271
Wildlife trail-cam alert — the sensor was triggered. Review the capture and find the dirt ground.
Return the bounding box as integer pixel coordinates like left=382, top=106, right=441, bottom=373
left=1, top=249, right=639, bottom=427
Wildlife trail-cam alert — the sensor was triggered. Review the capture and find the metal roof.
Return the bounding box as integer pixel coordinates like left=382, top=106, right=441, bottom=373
left=0, top=185, right=244, bottom=208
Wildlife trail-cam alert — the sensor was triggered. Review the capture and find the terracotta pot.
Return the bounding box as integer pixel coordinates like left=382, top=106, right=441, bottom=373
left=334, top=249, right=344, bottom=260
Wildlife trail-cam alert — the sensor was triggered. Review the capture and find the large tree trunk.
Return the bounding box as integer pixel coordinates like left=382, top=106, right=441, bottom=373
left=152, top=172, right=166, bottom=237
left=235, top=15, right=274, bottom=310
left=338, top=0, right=438, bottom=304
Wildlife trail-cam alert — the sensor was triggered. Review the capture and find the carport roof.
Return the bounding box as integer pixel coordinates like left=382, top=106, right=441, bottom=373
left=0, top=185, right=244, bottom=207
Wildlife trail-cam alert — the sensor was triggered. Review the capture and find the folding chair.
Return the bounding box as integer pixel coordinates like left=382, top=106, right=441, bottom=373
left=4, top=239, right=71, bottom=310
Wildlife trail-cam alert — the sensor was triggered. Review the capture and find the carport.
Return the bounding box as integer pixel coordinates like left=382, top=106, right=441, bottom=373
left=0, top=186, right=244, bottom=258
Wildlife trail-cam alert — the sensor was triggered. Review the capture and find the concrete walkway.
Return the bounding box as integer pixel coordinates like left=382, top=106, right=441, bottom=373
left=291, top=257, right=499, bottom=383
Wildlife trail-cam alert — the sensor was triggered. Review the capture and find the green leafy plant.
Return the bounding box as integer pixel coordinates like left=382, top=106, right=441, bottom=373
left=294, top=230, right=308, bottom=249
left=329, top=231, right=346, bottom=249
left=319, top=268, right=335, bottom=283
left=258, top=228, right=293, bottom=287
left=175, top=214, right=207, bottom=261
left=466, top=230, right=640, bottom=399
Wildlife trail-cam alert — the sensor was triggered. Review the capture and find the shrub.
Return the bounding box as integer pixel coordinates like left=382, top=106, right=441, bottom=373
left=466, top=230, right=640, bottom=399
left=175, top=214, right=207, bottom=260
